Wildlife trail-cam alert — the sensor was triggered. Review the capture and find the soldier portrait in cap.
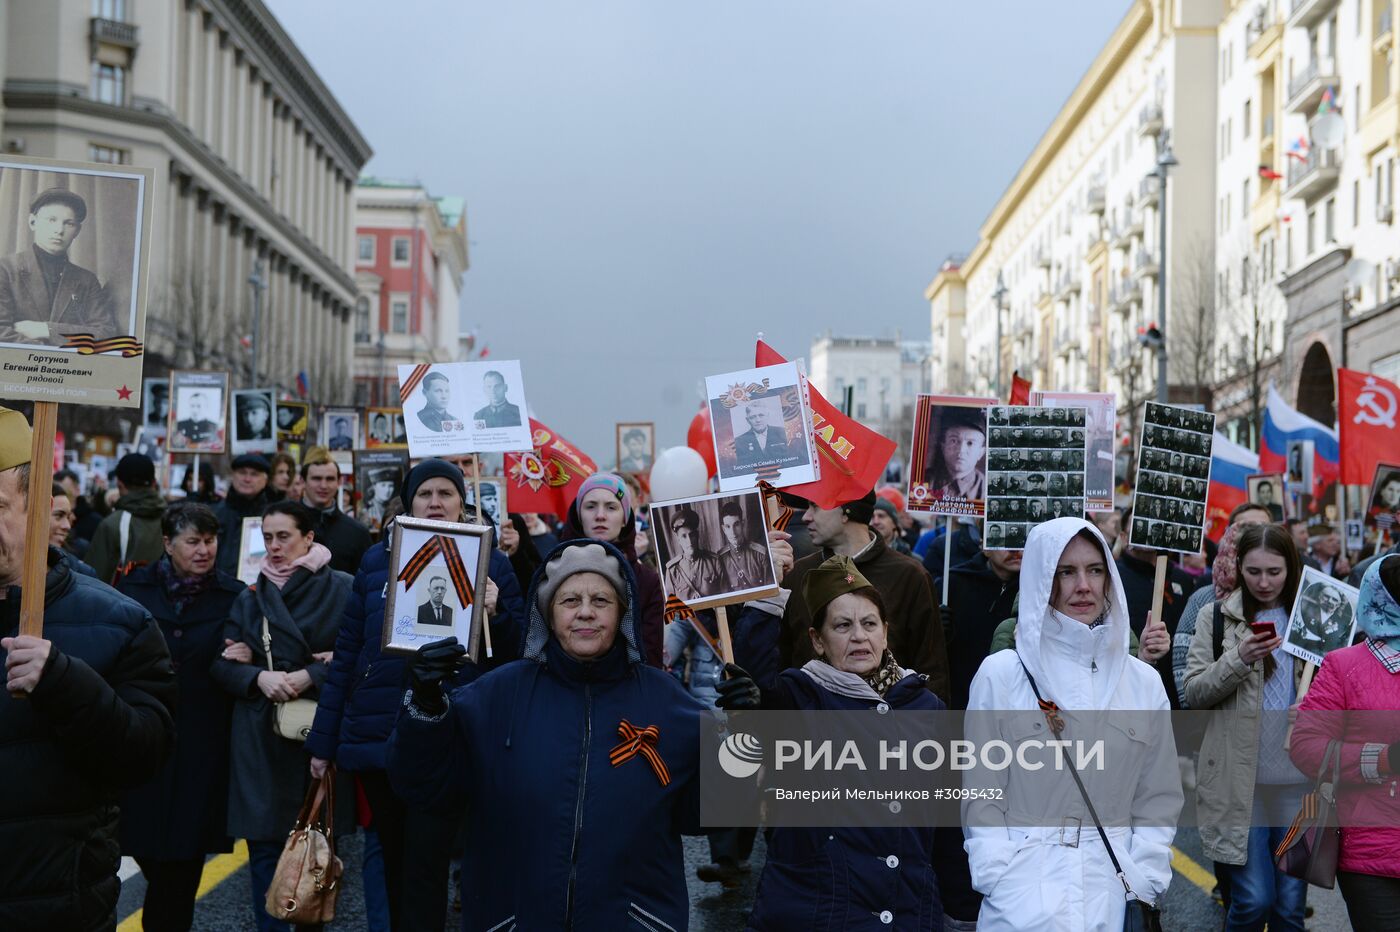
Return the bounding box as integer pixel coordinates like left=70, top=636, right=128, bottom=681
left=908, top=396, right=991, bottom=517
left=650, top=488, right=780, bottom=610
left=167, top=369, right=228, bottom=454
left=320, top=407, right=360, bottom=452
left=465, top=478, right=505, bottom=532
left=142, top=378, right=168, bottom=437
left=473, top=369, right=522, bottom=429
left=662, top=506, right=724, bottom=602
left=275, top=400, right=309, bottom=444
left=230, top=387, right=276, bottom=455
left=354, top=449, right=408, bottom=535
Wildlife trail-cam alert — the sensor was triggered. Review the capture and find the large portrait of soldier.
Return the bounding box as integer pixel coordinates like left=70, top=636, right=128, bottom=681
left=142, top=378, right=169, bottom=438
left=167, top=369, right=229, bottom=454
left=354, top=449, right=409, bottom=536
left=650, top=488, right=780, bottom=611
left=397, top=360, right=534, bottom=458
left=705, top=361, right=818, bottom=493
left=0, top=155, right=153, bottom=408
left=381, top=516, right=492, bottom=661
left=230, top=388, right=276, bottom=455
left=321, top=407, right=360, bottom=452
left=906, top=394, right=996, bottom=517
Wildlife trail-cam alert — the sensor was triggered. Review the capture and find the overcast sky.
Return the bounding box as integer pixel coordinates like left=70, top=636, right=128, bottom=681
left=267, top=0, right=1129, bottom=464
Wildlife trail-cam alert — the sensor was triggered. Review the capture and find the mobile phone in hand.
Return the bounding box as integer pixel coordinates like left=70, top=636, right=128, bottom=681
left=1249, top=621, right=1276, bottom=639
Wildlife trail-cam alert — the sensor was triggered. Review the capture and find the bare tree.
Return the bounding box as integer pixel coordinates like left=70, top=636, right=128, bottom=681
left=1168, top=236, right=1216, bottom=407
left=1214, top=232, right=1284, bottom=448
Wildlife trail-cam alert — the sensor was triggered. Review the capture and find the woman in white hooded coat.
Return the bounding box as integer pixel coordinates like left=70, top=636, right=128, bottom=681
left=962, top=517, right=1183, bottom=931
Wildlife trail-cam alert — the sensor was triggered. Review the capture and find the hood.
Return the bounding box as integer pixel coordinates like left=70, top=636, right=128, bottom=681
left=522, top=537, right=643, bottom=666
left=118, top=486, right=167, bottom=519
left=1014, top=517, right=1132, bottom=709
left=561, top=499, right=640, bottom=562
left=1358, top=553, right=1400, bottom=646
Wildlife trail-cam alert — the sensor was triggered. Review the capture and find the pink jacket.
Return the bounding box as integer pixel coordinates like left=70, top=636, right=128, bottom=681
left=1290, top=641, right=1400, bottom=878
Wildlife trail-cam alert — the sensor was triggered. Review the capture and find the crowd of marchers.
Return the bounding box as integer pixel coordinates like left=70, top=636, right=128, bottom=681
left=2, top=407, right=1398, bottom=932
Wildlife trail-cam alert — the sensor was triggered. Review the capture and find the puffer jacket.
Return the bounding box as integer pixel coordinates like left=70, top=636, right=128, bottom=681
left=305, top=534, right=526, bottom=772
left=559, top=501, right=665, bottom=667
left=388, top=539, right=704, bottom=931
left=0, top=548, right=177, bottom=931
left=1290, top=556, right=1400, bottom=878
left=1183, top=590, right=1308, bottom=865
left=84, top=486, right=167, bottom=582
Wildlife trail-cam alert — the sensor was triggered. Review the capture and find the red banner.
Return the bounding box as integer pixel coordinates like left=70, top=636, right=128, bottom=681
left=504, top=418, right=597, bottom=516
left=1338, top=367, right=1400, bottom=485
left=1008, top=371, right=1032, bottom=406
left=755, top=340, right=896, bottom=509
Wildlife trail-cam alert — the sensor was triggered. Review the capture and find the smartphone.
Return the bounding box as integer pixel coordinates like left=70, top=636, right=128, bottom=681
left=1249, top=621, right=1277, bottom=639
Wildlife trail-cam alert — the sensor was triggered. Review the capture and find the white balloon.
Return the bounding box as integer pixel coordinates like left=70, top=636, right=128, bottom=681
left=649, top=446, right=709, bottom=502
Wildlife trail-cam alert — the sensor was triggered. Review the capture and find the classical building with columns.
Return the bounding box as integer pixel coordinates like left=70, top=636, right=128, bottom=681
left=0, top=0, right=371, bottom=432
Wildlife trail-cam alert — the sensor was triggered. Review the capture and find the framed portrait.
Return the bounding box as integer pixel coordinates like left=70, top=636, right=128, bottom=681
left=1245, top=473, right=1288, bottom=522
left=616, top=422, right=655, bottom=474
left=166, top=369, right=229, bottom=454
left=649, top=488, right=781, bottom=611
left=230, top=388, right=276, bottom=454
left=1283, top=567, right=1360, bottom=667
left=465, top=478, right=507, bottom=532
left=355, top=449, right=409, bottom=535
left=1031, top=390, right=1115, bottom=511
left=381, top=516, right=493, bottom=661
left=1286, top=439, right=1314, bottom=491
left=0, top=155, right=153, bottom=408
left=906, top=394, right=996, bottom=516
left=236, top=516, right=264, bottom=586
left=321, top=407, right=360, bottom=453
left=142, top=378, right=169, bottom=438
left=397, top=359, right=533, bottom=456
left=1367, top=461, right=1400, bottom=524
left=364, top=406, right=408, bottom=448
left=705, top=362, right=818, bottom=492
left=276, top=400, right=309, bottom=444
left=981, top=405, right=1088, bottom=551
left=1128, top=402, right=1216, bottom=555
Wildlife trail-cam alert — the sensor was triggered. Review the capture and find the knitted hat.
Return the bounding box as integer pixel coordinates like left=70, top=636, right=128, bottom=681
left=840, top=490, right=877, bottom=525
left=872, top=497, right=898, bottom=522
left=231, top=453, right=271, bottom=474
left=535, top=541, right=630, bottom=616
left=575, top=472, right=632, bottom=521
left=400, top=458, right=467, bottom=511
left=802, top=554, right=875, bottom=623
left=115, top=452, right=155, bottom=488
left=875, top=486, right=906, bottom=513
left=0, top=407, right=32, bottom=470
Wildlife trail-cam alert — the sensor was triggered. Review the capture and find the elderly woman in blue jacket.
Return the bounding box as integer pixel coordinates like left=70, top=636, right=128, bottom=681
left=388, top=538, right=704, bottom=931
left=719, top=554, right=948, bottom=930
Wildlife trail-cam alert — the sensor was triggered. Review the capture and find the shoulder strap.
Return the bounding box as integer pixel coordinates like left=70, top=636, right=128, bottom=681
left=1016, top=659, right=1142, bottom=903
left=119, top=510, right=132, bottom=564
left=261, top=615, right=275, bottom=673
left=1212, top=601, right=1224, bottom=661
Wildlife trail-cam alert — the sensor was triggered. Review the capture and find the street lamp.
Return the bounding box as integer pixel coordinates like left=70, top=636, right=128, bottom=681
left=992, top=271, right=1009, bottom=398
left=1149, top=131, right=1177, bottom=403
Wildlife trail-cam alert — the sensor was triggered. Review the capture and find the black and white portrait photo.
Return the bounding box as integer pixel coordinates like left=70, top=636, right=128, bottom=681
left=167, top=369, right=229, bottom=454
left=465, top=478, right=505, bottom=531
left=382, top=516, right=493, bottom=660
left=650, top=488, right=780, bottom=610
left=142, top=378, right=168, bottom=438
left=398, top=360, right=533, bottom=456
left=1286, top=439, right=1314, bottom=490
left=1033, top=391, right=1115, bottom=510
left=354, top=449, right=408, bottom=535
left=616, top=422, right=655, bottom=473
left=1129, top=402, right=1216, bottom=554
left=1247, top=473, right=1288, bottom=522
left=1283, top=568, right=1360, bottom=667
left=364, top=406, right=408, bottom=448
left=321, top=408, right=360, bottom=451
left=230, top=388, right=276, bottom=455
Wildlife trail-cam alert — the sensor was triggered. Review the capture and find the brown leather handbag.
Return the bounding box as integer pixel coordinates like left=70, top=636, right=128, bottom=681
left=1275, top=739, right=1342, bottom=888
left=264, top=771, right=344, bottom=924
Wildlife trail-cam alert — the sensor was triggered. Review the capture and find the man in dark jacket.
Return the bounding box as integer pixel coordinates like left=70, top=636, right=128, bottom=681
left=932, top=546, right=1022, bottom=712
left=1116, top=536, right=1195, bottom=707
left=780, top=490, right=950, bottom=702
left=85, top=452, right=166, bottom=582
left=921, top=517, right=982, bottom=583
left=211, top=452, right=273, bottom=578
left=300, top=446, right=370, bottom=575
left=0, top=408, right=177, bottom=931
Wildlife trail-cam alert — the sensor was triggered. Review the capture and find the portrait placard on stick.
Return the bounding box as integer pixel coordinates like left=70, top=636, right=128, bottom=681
left=142, top=378, right=168, bottom=439
left=650, top=488, right=781, bottom=611
left=1246, top=472, right=1288, bottom=522
left=906, top=394, right=995, bottom=516
left=1128, top=402, right=1216, bottom=554
left=1367, top=461, right=1400, bottom=526
left=381, top=516, right=493, bottom=661
left=355, top=449, right=408, bottom=535
left=704, top=362, right=818, bottom=492
left=1031, top=391, right=1115, bottom=511
left=275, top=400, right=308, bottom=445
left=397, top=360, right=533, bottom=457
left=983, top=405, right=1088, bottom=551
left=230, top=388, right=275, bottom=455
left=465, top=477, right=506, bottom=532
left=364, top=406, right=407, bottom=448
left=1283, top=567, right=1359, bottom=667
left=321, top=407, right=360, bottom=452
left=167, top=370, right=229, bottom=455
left=616, top=422, right=655, bottom=473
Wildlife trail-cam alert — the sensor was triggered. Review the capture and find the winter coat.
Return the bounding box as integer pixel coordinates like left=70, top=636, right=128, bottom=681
left=560, top=501, right=665, bottom=667
left=212, top=488, right=273, bottom=576
left=60, top=547, right=97, bottom=578
left=931, top=554, right=1019, bottom=711
left=749, top=665, right=947, bottom=931
left=85, top=486, right=166, bottom=582
left=211, top=563, right=353, bottom=840
left=782, top=533, right=951, bottom=702
left=115, top=559, right=245, bottom=859
left=1289, top=557, right=1400, bottom=878
left=965, top=519, right=1181, bottom=931
left=306, top=503, right=372, bottom=576
left=0, top=548, right=177, bottom=932
left=305, top=537, right=525, bottom=773
left=1115, top=551, right=1197, bottom=707
left=1170, top=583, right=1217, bottom=710
left=388, top=539, right=704, bottom=931
left=1183, top=590, right=1309, bottom=864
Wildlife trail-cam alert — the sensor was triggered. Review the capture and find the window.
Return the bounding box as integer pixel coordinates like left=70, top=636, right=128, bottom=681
left=856, top=403, right=867, bottom=419
left=92, top=0, right=126, bottom=19
left=390, top=298, right=409, bottom=334
left=1243, top=99, right=1251, bottom=138
left=1324, top=197, right=1336, bottom=242
left=87, top=143, right=129, bottom=164
left=856, top=377, right=867, bottom=394
left=902, top=377, right=914, bottom=396
left=834, top=377, right=846, bottom=397
left=357, top=236, right=375, bottom=263
left=92, top=63, right=126, bottom=105
left=354, top=297, right=371, bottom=342
left=880, top=377, right=890, bottom=394
left=1354, top=180, right=1360, bottom=226
left=1307, top=209, right=1317, bottom=254
left=1242, top=179, right=1249, bottom=218
left=391, top=237, right=411, bottom=264
left=353, top=380, right=371, bottom=407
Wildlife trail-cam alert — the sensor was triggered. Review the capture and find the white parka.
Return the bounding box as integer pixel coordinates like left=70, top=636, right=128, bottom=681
left=962, top=518, right=1183, bottom=931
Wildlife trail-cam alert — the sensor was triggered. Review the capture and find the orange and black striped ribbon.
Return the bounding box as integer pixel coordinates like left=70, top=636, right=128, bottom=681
left=398, top=363, right=431, bottom=404
left=609, top=719, right=670, bottom=786
left=753, top=464, right=782, bottom=483
left=397, top=534, right=476, bottom=608
left=756, top=479, right=794, bottom=533
left=62, top=333, right=144, bottom=357
left=664, top=594, right=721, bottom=657
left=1037, top=698, right=1065, bottom=737
left=1274, top=792, right=1318, bottom=857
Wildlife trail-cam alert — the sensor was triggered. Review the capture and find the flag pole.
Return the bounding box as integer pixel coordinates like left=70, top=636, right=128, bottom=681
left=941, top=516, right=954, bottom=606
left=472, top=453, right=493, bottom=659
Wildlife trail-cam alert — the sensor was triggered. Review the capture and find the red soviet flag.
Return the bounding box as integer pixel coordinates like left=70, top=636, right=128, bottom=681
left=1339, top=367, right=1400, bottom=484
left=755, top=339, right=897, bottom=509
left=504, top=418, right=597, bottom=516
left=1008, top=371, right=1032, bottom=406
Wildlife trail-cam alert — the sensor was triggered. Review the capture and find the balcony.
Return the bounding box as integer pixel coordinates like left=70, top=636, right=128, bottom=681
left=1111, top=220, right=1134, bottom=251
left=1248, top=4, right=1283, bottom=58
left=1137, top=175, right=1159, bottom=208
left=1284, top=146, right=1341, bottom=201
left=1086, top=185, right=1106, bottom=215
left=1110, top=279, right=1141, bottom=313
left=1138, top=102, right=1163, bottom=138
left=1261, top=114, right=1276, bottom=147
left=1288, top=0, right=1341, bottom=30
left=1286, top=57, right=1340, bottom=114
left=1034, top=249, right=1051, bottom=270
left=1055, top=271, right=1081, bottom=301
left=1378, top=5, right=1394, bottom=53
left=90, top=17, right=139, bottom=49
left=1133, top=249, right=1160, bottom=280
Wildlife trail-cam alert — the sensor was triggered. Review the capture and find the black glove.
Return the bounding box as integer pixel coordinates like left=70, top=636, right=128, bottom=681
left=714, top=663, right=761, bottom=711
left=408, top=637, right=467, bottom=717
left=938, top=603, right=956, bottom=651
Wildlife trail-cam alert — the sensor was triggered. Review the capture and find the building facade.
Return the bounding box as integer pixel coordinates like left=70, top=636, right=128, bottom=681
left=0, top=0, right=371, bottom=432
left=807, top=332, right=930, bottom=462
left=352, top=178, right=468, bottom=407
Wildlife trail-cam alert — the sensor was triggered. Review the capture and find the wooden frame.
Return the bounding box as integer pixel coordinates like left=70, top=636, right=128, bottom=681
left=380, top=516, right=492, bottom=661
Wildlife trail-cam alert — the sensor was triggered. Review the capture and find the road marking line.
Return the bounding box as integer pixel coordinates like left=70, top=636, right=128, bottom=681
left=1171, top=844, right=1217, bottom=896
left=116, top=840, right=250, bottom=932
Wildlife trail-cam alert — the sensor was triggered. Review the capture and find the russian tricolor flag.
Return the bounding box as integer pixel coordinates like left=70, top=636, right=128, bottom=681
left=1259, top=383, right=1340, bottom=498
left=1206, top=431, right=1259, bottom=542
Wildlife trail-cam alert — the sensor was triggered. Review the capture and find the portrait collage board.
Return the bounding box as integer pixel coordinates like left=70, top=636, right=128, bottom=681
left=1128, top=402, right=1216, bottom=555
left=230, top=388, right=276, bottom=455
left=1282, top=567, right=1360, bottom=668
left=982, top=405, right=1089, bottom=551
left=906, top=394, right=996, bottom=517
left=616, top=421, right=655, bottom=474
left=397, top=359, right=533, bottom=457
left=1030, top=390, right=1116, bottom=511
left=354, top=449, right=409, bottom=536
left=650, top=488, right=781, bottom=612
left=704, top=362, right=818, bottom=493
left=0, top=154, right=154, bottom=408
left=166, top=369, right=229, bottom=454
left=1245, top=472, right=1291, bottom=522
left=381, top=516, right=493, bottom=662
left=364, top=406, right=409, bottom=448
left=1367, top=461, right=1400, bottom=528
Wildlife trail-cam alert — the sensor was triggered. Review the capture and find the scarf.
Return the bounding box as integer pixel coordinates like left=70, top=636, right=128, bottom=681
left=800, top=651, right=912, bottom=703
left=1213, top=525, right=1242, bottom=600
left=861, top=649, right=906, bottom=698
left=155, top=555, right=217, bottom=614
left=260, top=542, right=332, bottom=589
left=1358, top=554, right=1400, bottom=650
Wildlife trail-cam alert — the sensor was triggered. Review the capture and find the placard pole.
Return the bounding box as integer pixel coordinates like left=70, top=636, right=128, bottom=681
left=1148, top=554, right=1168, bottom=634
left=192, top=453, right=200, bottom=499
left=472, top=453, right=493, bottom=659
left=1337, top=482, right=1348, bottom=564
left=1283, top=662, right=1318, bottom=751
left=715, top=604, right=735, bottom=665
left=941, top=516, right=954, bottom=606
left=18, top=402, right=58, bottom=640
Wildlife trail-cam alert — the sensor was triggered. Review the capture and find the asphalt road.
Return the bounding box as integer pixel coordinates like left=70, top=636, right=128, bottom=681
left=115, top=826, right=1356, bottom=930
